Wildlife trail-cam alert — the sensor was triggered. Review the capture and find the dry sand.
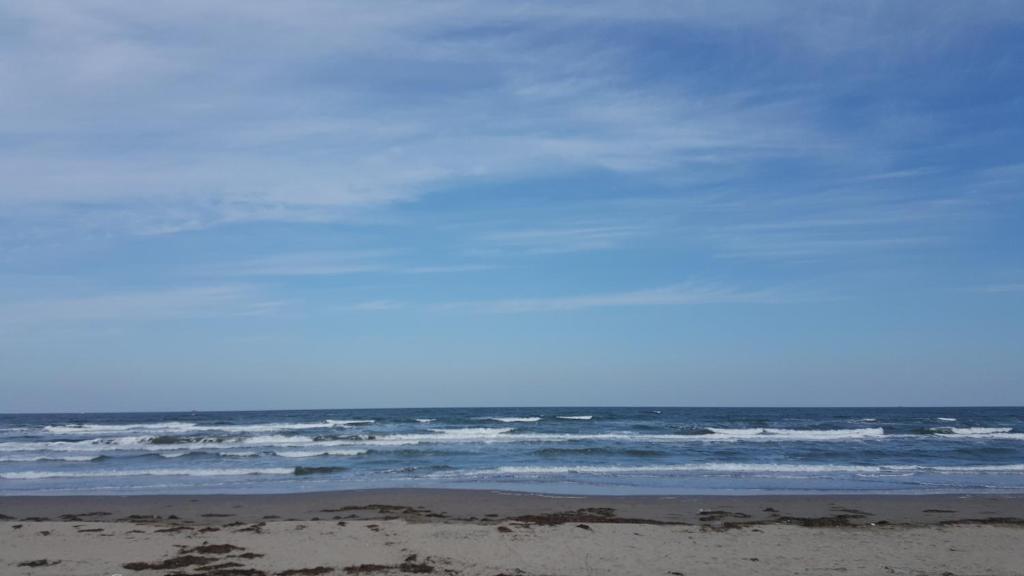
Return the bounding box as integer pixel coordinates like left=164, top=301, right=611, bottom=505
left=2, top=490, right=1023, bottom=575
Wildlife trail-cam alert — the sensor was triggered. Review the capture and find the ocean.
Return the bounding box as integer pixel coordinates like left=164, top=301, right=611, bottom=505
left=1, top=407, right=1022, bottom=495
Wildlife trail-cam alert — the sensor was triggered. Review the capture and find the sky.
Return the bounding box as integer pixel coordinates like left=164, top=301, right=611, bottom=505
left=1, top=1, right=1023, bottom=412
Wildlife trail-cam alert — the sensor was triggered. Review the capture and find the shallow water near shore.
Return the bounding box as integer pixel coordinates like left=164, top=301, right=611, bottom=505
left=1, top=407, right=1022, bottom=495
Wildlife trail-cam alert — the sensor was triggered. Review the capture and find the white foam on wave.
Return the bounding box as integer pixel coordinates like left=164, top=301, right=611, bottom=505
left=431, top=427, right=516, bottom=437
left=343, top=428, right=516, bottom=447
left=0, top=455, right=97, bottom=462
left=274, top=449, right=368, bottom=458
left=706, top=427, right=886, bottom=440
left=41, top=420, right=373, bottom=435
left=6, top=426, right=1023, bottom=459
left=0, top=433, right=325, bottom=454
left=415, top=419, right=435, bottom=423
left=0, top=441, right=60, bottom=452
left=442, top=463, right=1024, bottom=477
left=476, top=417, right=542, bottom=423
left=353, top=428, right=513, bottom=445
left=0, top=468, right=296, bottom=480
left=350, top=427, right=890, bottom=446
left=931, top=427, right=1015, bottom=437
left=0, top=437, right=195, bottom=453
left=227, top=426, right=1018, bottom=445
left=556, top=415, right=593, bottom=420
left=239, top=434, right=315, bottom=445
left=43, top=422, right=200, bottom=435
left=937, top=417, right=957, bottom=422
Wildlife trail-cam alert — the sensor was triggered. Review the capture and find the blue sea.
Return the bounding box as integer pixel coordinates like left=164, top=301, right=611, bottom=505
left=1, top=407, right=1022, bottom=495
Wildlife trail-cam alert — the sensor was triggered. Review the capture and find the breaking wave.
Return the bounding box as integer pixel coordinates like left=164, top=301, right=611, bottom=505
left=1, top=468, right=296, bottom=480
left=442, top=463, right=1024, bottom=477
left=40, top=420, right=373, bottom=436
left=476, top=417, right=542, bottom=423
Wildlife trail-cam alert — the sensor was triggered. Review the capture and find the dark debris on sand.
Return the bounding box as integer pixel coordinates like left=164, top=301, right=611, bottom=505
left=938, top=517, right=1024, bottom=526
left=123, top=554, right=216, bottom=571
left=513, top=507, right=676, bottom=527
left=698, top=510, right=750, bottom=522
left=185, top=543, right=246, bottom=555
left=776, top=514, right=862, bottom=527
left=123, top=540, right=273, bottom=575
left=197, top=562, right=247, bottom=571
left=343, top=565, right=434, bottom=574
left=17, top=559, right=61, bottom=567
left=155, top=525, right=194, bottom=533
left=343, top=554, right=436, bottom=574
left=237, top=522, right=267, bottom=533
left=235, top=552, right=266, bottom=559
left=175, top=569, right=267, bottom=576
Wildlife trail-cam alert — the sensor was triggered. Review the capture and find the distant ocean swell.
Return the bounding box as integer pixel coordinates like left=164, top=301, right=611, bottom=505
left=1, top=407, right=1022, bottom=494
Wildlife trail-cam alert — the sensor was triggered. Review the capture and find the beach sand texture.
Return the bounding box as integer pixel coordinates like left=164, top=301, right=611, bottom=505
left=2, top=490, right=1023, bottom=575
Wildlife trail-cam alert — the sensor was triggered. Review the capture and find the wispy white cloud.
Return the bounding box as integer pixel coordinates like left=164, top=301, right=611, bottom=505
left=219, top=252, right=385, bottom=277
left=438, top=282, right=777, bottom=313
left=974, top=163, right=1024, bottom=195
left=344, top=299, right=405, bottom=311
left=847, top=167, right=940, bottom=182
left=483, top=224, right=646, bottom=254
left=0, top=1, right=869, bottom=235
left=695, top=187, right=986, bottom=261
left=214, top=251, right=493, bottom=277
left=975, top=283, right=1024, bottom=294
left=401, top=264, right=497, bottom=274
left=0, top=285, right=279, bottom=326
left=710, top=233, right=940, bottom=261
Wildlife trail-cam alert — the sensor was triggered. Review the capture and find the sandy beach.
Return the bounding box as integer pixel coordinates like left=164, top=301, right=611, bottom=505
left=2, top=489, right=1022, bottom=575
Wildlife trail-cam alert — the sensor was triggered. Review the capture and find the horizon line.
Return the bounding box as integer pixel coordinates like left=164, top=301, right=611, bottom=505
left=2, top=404, right=1021, bottom=417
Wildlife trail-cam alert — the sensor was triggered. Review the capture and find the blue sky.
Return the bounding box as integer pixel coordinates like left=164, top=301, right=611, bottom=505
left=1, top=1, right=1023, bottom=412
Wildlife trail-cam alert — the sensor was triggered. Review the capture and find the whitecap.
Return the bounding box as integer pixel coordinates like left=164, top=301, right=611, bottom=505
left=476, top=417, right=541, bottom=423
left=0, top=455, right=98, bottom=462
left=930, top=427, right=1016, bottom=437
left=274, top=449, right=368, bottom=458
left=0, top=467, right=296, bottom=480
left=437, top=463, right=1024, bottom=478
left=41, top=419, right=373, bottom=436
left=706, top=427, right=886, bottom=440
left=42, top=422, right=199, bottom=435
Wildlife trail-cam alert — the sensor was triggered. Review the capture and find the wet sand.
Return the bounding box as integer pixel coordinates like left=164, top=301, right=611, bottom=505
left=2, top=490, right=1023, bottom=575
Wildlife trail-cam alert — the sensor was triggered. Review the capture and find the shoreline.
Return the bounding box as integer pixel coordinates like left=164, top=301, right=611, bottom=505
left=4, top=489, right=1023, bottom=575
left=4, top=488, right=1024, bottom=526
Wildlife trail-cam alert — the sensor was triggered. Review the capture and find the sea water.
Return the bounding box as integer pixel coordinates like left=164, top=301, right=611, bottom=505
left=1, top=407, right=1022, bottom=495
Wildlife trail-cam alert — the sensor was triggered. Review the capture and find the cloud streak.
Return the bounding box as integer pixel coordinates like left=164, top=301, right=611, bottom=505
left=0, top=285, right=279, bottom=326
left=483, top=224, right=646, bottom=254
left=213, top=252, right=493, bottom=277
left=0, top=0, right=896, bottom=235
left=218, top=252, right=385, bottom=277
left=439, top=282, right=777, bottom=313
left=976, top=283, right=1024, bottom=294
left=344, top=299, right=405, bottom=311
